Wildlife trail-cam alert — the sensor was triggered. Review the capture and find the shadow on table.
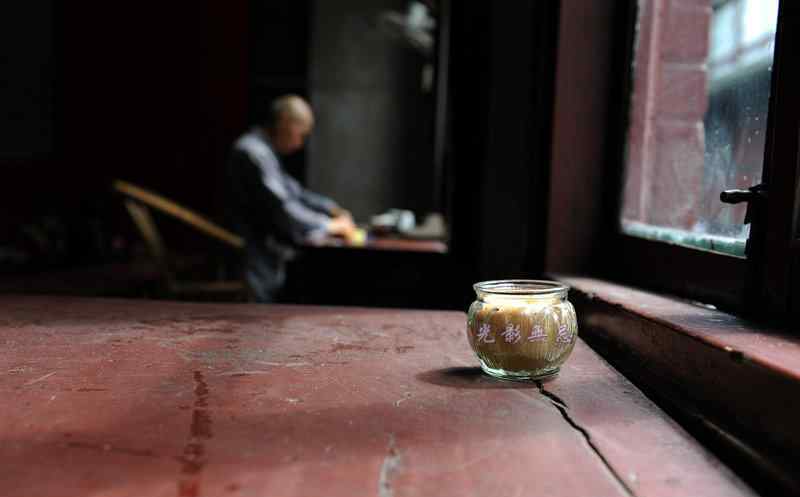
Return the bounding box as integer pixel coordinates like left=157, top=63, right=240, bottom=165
left=416, top=367, right=555, bottom=389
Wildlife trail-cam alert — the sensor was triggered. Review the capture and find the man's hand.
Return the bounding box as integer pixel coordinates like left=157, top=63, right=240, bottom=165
left=327, top=213, right=357, bottom=237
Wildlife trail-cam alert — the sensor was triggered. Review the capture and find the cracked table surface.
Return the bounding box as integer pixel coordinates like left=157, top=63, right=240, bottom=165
left=0, top=295, right=755, bottom=497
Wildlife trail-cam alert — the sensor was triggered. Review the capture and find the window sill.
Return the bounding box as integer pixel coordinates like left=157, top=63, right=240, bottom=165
left=557, top=275, right=800, bottom=496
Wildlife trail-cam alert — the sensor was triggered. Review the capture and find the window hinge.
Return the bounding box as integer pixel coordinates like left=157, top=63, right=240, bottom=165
left=720, top=183, right=768, bottom=225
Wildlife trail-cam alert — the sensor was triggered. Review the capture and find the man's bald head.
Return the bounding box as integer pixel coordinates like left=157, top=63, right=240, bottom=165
left=265, top=95, right=315, bottom=155
left=269, top=95, right=314, bottom=129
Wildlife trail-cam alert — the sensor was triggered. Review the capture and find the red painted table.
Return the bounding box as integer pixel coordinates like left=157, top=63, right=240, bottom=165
left=0, top=296, right=754, bottom=496
left=290, top=236, right=450, bottom=308
left=306, top=235, right=448, bottom=253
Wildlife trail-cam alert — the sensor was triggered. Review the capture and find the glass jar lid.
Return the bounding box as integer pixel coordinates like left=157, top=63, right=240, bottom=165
left=473, top=280, right=569, bottom=300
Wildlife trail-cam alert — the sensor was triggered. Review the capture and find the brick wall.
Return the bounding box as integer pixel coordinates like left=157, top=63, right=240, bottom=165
left=622, top=0, right=712, bottom=230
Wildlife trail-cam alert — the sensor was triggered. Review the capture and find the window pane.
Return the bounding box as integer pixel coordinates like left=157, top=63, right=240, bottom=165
left=620, top=0, right=778, bottom=256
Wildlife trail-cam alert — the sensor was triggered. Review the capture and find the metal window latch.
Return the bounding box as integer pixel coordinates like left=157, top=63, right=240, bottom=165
left=720, top=183, right=768, bottom=224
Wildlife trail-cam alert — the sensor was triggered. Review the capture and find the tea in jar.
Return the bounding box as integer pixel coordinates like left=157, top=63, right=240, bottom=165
left=467, top=280, right=577, bottom=381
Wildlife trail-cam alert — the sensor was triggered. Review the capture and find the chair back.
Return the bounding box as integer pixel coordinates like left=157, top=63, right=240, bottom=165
left=113, top=180, right=244, bottom=249
left=121, top=199, right=177, bottom=289
left=114, top=179, right=246, bottom=298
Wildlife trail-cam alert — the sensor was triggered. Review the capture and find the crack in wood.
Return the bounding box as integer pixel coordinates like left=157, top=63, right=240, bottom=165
left=177, top=371, right=213, bottom=497
left=536, top=383, right=568, bottom=409
left=378, top=434, right=402, bottom=497
left=536, top=381, right=637, bottom=497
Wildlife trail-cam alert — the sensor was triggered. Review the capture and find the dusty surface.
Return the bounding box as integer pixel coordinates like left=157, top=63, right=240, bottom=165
left=0, top=296, right=753, bottom=497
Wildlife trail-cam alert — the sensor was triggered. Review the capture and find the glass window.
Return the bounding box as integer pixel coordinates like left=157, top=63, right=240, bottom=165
left=620, top=0, right=779, bottom=256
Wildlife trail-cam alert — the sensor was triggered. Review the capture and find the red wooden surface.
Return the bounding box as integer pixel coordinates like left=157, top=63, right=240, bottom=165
left=560, top=275, right=800, bottom=492
left=560, top=276, right=800, bottom=379
left=307, top=235, right=448, bottom=254
left=0, top=296, right=752, bottom=497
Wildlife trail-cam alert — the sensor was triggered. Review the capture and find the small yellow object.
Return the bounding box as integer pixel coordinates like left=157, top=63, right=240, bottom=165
left=346, top=228, right=367, bottom=246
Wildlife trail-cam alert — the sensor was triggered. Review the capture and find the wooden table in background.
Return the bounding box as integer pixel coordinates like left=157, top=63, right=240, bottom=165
left=306, top=235, right=448, bottom=254
left=0, top=296, right=754, bottom=496
left=290, top=236, right=452, bottom=308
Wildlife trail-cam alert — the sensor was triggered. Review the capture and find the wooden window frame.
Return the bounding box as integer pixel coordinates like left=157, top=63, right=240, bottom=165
left=588, top=0, right=800, bottom=318
left=757, top=0, right=800, bottom=318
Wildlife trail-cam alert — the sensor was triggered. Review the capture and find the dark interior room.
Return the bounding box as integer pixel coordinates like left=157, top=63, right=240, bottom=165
left=2, top=1, right=799, bottom=495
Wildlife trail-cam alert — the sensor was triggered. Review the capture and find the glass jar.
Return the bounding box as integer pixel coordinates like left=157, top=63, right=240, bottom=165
left=467, top=280, right=577, bottom=381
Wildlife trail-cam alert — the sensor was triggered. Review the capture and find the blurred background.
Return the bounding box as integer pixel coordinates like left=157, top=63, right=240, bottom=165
left=0, top=1, right=459, bottom=307
left=0, top=0, right=779, bottom=309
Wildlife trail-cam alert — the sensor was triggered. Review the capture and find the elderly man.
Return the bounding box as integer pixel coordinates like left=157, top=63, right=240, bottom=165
left=226, top=95, right=356, bottom=302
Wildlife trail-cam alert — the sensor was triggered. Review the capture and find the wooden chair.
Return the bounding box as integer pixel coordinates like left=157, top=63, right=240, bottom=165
left=113, top=179, right=247, bottom=301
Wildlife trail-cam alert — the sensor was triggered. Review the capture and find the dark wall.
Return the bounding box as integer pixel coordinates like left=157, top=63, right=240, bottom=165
left=248, top=0, right=311, bottom=183
left=58, top=2, right=249, bottom=214
left=249, top=1, right=311, bottom=114
left=0, top=3, right=56, bottom=161
left=0, top=2, right=249, bottom=267
left=307, top=0, right=435, bottom=221
left=447, top=0, right=558, bottom=287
